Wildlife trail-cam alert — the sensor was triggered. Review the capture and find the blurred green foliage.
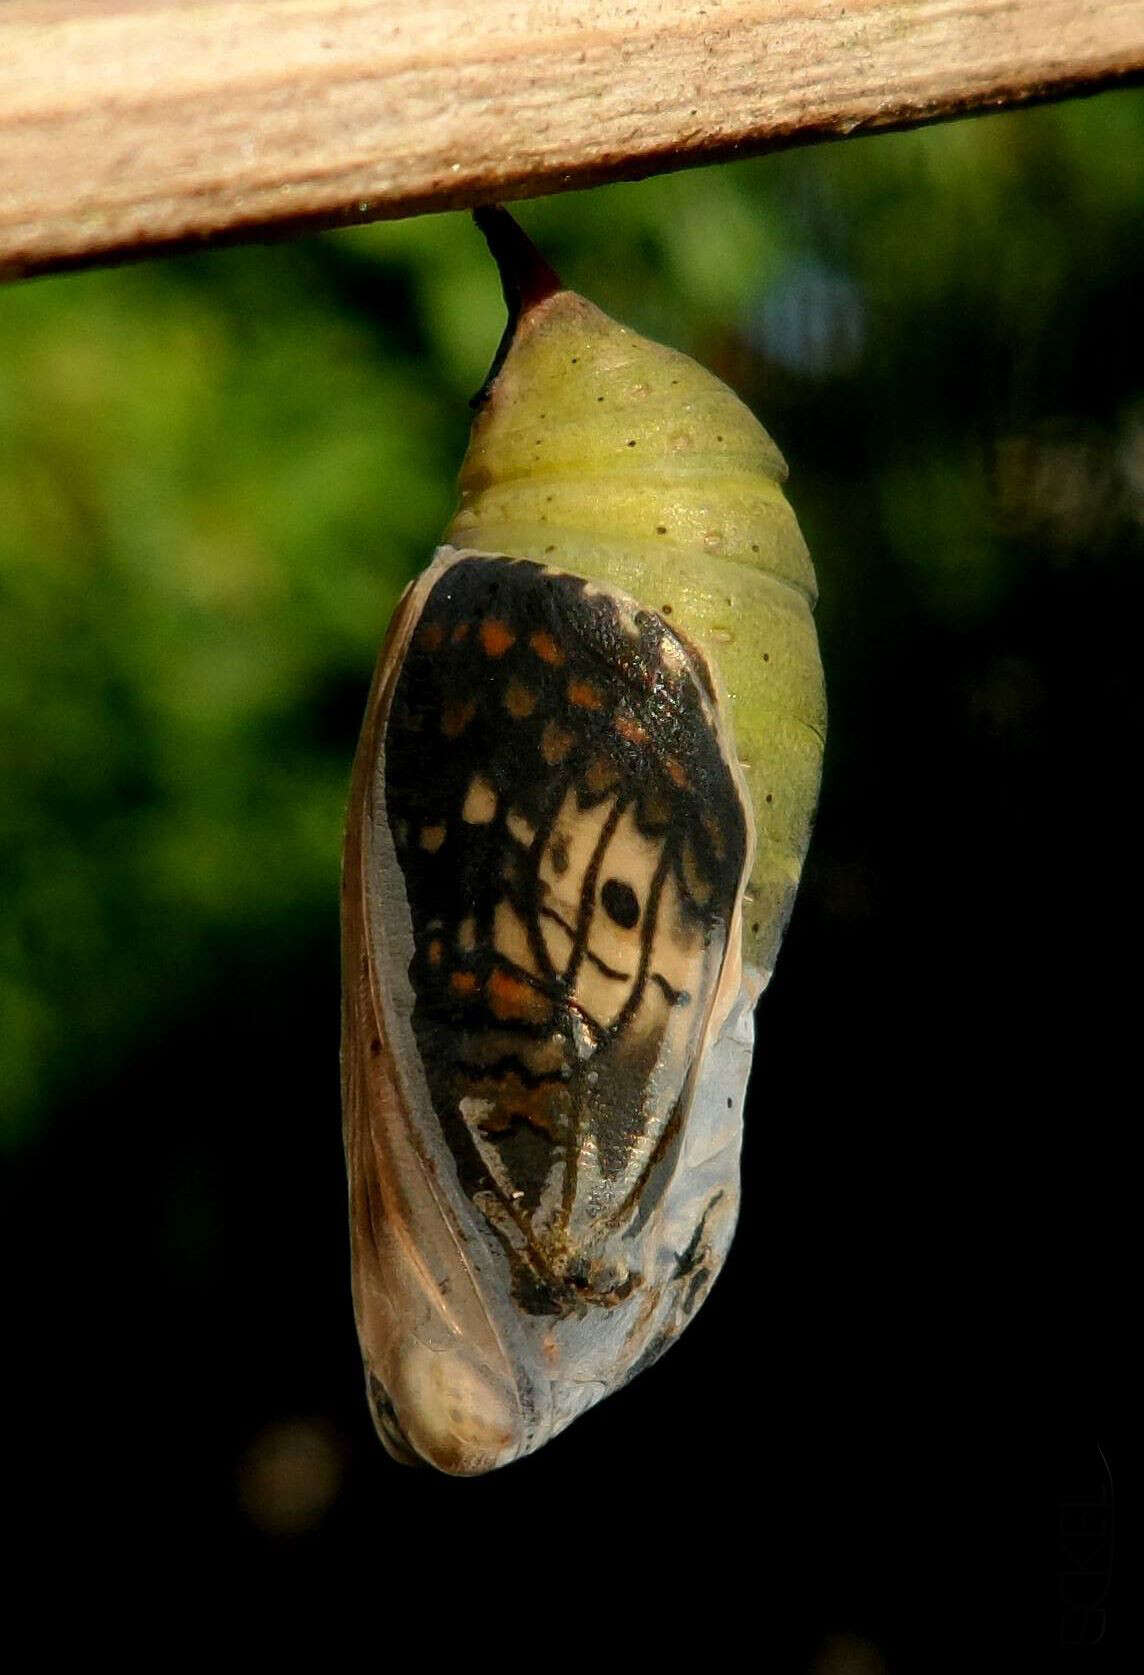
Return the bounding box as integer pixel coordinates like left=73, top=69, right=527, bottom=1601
left=1, top=91, right=1140, bottom=1146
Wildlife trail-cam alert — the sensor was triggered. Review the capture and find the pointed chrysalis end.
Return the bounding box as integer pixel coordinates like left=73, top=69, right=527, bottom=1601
left=471, top=207, right=565, bottom=408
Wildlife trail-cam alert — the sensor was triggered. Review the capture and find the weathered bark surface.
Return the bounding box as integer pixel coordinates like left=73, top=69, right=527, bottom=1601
left=2, top=0, right=1141, bottom=277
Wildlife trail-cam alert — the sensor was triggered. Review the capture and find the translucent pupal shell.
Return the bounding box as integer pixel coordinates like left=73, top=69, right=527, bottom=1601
left=343, top=547, right=755, bottom=1472
left=342, top=211, right=824, bottom=1472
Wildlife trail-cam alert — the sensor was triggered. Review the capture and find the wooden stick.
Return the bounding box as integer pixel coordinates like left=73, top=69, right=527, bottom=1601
left=2, top=0, right=1141, bottom=279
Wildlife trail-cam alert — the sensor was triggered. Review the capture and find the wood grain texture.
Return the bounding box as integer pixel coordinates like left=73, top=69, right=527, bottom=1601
left=2, top=0, right=1141, bottom=277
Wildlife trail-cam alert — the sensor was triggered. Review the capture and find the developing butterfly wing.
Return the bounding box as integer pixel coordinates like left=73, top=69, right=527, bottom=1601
left=343, top=547, right=755, bottom=1473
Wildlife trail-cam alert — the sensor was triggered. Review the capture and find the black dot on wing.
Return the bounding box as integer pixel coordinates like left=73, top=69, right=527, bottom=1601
left=601, top=878, right=640, bottom=929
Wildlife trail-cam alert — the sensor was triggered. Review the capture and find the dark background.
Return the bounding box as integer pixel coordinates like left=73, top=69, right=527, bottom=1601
left=2, top=90, right=1137, bottom=1663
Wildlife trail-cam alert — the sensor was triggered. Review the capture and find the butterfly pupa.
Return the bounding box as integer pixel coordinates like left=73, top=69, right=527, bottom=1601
left=342, top=208, right=826, bottom=1474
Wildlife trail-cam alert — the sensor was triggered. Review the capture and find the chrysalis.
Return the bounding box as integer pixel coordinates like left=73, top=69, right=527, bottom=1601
left=342, top=209, right=825, bottom=1473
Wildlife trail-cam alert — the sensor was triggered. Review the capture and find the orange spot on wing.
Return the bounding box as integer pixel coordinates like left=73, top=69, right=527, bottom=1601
left=427, top=938, right=444, bottom=967
left=680, top=843, right=712, bottom=908
left=615, top=714, right=649, bottom=747
left=504, top=680, right=537, bottom=719
left=585, top=757, right=620, bottom=794
left=487, top=969, right=552, bottom=1025
left=479, top=618, right=516, bottom=657
left=441, top=697, right=476, bottom=737
left=541, top=721, right=574, bottom=765
left=665, top=757, right=689, bottom=789
left=702, top=813, right=725, bottom=858
left=417, top=622, right=445, bottom=651
left=451, top=622, right=470, bottom=644
left=637, top=788, right=671, bottom=832
left=529, top=630, right=565, bottom=666
left=449, top=970, right=480, bottom=997
left=568, top=679, right=604, bottom=711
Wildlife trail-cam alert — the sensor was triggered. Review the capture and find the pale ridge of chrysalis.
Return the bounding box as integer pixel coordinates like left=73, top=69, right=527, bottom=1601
left=446, top=217, right=826, bottom=982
